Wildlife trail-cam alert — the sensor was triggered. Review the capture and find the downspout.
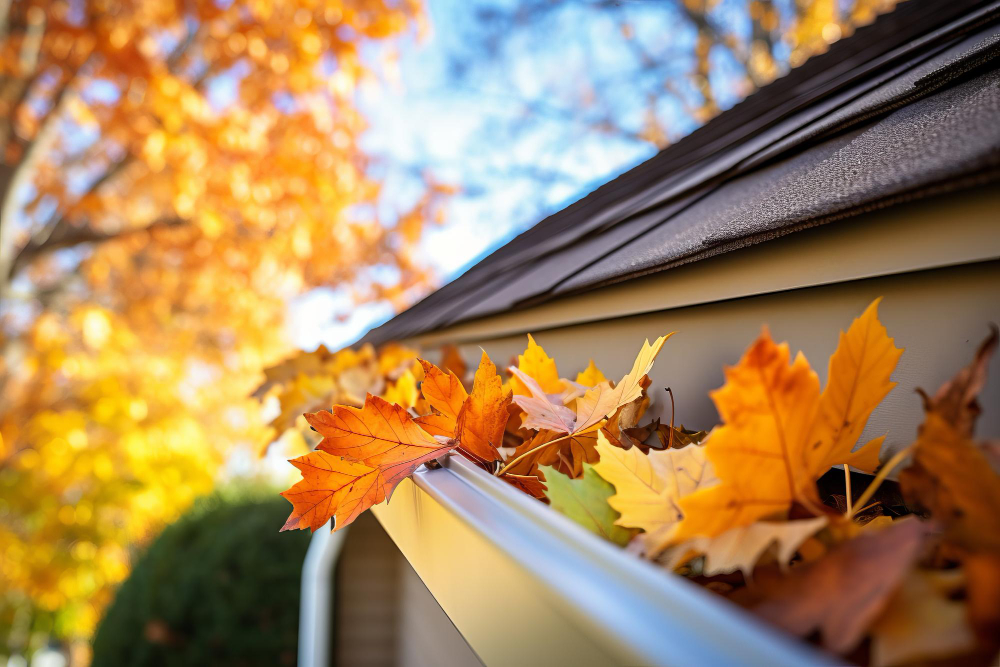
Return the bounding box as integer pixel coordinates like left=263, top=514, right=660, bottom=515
left=298, top=521, right=348, bottom=667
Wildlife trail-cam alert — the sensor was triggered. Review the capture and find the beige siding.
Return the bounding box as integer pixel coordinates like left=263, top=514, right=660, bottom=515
left=334, top=512, right=481, bottom=667
left=445, top=260, right=999, bottom=458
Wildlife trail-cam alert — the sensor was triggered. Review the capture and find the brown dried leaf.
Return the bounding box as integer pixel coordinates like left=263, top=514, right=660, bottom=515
left=920, top=325, right=997, bottom=438
left=751, top=517, right=932, bottom=654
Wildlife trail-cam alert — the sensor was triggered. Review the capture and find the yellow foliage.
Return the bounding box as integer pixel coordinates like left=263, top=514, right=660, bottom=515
left=0, top=0, right=434, bottom=649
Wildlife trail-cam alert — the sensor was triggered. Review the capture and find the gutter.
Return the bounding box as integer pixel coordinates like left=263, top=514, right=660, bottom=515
left=369, top=455, right=832, bottom=666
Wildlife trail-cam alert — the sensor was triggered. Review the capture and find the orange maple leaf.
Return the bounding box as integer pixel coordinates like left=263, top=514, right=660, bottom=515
left=414, top=358, right=468, bottom=438
left=305, top=393, right=456, bottom=494
left=280, top=394, right=457, bottom=531
left=280, top=451, right=384, bottom=532
left=456, top=351, right=512, bottom=463
left=675, top=299, right=902, bottom=541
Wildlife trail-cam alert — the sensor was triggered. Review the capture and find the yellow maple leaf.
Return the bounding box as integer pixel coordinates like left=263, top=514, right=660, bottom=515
left=663, top=517, right=828, bottom=578
left=510, top=334, right=563, bottom=395
left=575, top=359, right=608, bottom=387
left=675, top=299, right=902, bottom=541
left=512, top=334, right=672, bottom=436
left=593, top=431, right=717, bottom=548
left=383, top=368, right=419, bottom=410
left=267, top=372, right=337, bottom=436
left=573, top=334, right=672, bottom=433
left=809, top=298, right=902, bottom=474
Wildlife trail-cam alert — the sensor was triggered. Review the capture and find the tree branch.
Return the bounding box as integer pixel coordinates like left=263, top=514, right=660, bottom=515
left=9, top=216, right=188, bottom=277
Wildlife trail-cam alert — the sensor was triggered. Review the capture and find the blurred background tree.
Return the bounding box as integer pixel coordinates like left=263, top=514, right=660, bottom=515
left=0, top=0, right=441, bottom=660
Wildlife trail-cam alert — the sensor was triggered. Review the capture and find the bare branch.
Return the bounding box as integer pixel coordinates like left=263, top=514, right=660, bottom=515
left=9, top=216, right=188, bottom=277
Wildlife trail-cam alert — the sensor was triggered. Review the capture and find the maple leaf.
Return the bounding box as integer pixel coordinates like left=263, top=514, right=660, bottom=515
left=675, top=300, right=901, bottom=541
left=253, top=344, right=334, bottom=399
left=378, top=343, right=419, bottom=379
left=896, top=329, right=1000, bottom=651
left=751, top=517, right=932, bottom=654
left=456, top=351, right=512, bottom=463
left=653, top=422, right=708, bottom=449
left=508, top=367, right=578, bottom=433
left=280, top=450, right=384, bottom=532
left=808, top=297, right=903, bottom=473
left=500, top=472, right=548, bottom=499
left=419, top=359, right=468, bottom=419
left=413, top=359, right=468, bottom=438
left=383, top=368, right=419, bottom=410
left=303, top=394, right=457, bottom=501
left=898, top=329, right=1000, bottom=554
left=542, top=463, right=636, bottom=546
left=592, top=431, right=716, bottom=550
left=900, top=413, right=1000, bottom=554
left=509, top=334, right=563, bottom=395
left=511, top=334, right=672, bottom=437
left=572, top=335, right=672, bottom=434
left=599, top=375, right=653, bottom=451
left=575, top=360, right=608, bottom=387
left=267, top=372, right=337, bottom=437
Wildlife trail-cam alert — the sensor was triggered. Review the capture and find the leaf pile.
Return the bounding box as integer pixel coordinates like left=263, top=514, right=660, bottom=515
left=261, top=300, right=1000, bottom=665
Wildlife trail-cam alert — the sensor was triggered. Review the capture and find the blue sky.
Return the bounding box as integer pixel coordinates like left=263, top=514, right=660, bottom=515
left=287, top=0, right=770, bottom=351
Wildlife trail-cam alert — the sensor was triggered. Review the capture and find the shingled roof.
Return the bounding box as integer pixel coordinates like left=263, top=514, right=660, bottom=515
left=362, top=0, right=1000, bottom=345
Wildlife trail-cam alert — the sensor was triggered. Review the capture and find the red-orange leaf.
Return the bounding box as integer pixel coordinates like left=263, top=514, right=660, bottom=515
left=280, top=451, right=384, bottom=532
left=456, top=351, right=511, bottom=463
left=304, top=394, right=457, bottom=497
left=414, top=358, right=468, bottom=438
left=413, top=412, right=457, bottom=438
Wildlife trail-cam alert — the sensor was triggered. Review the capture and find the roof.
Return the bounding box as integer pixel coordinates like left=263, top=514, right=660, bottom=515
left=363, top=0, right=1000, bottom=346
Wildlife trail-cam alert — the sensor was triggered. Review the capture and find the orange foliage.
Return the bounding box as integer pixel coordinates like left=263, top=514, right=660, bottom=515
left=0, top=0, right=441, bottom=648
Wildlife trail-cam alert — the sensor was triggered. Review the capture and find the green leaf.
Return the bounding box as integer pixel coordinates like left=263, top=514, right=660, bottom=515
left=541, top=463, right=636, bottom=546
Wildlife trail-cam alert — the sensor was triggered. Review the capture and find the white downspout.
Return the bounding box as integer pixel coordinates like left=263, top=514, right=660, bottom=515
left=298, top=521, right=348, bottom=667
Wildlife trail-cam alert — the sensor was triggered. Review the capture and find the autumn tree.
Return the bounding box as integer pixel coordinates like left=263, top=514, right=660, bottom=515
left=0, top=0, right=444, bottom=657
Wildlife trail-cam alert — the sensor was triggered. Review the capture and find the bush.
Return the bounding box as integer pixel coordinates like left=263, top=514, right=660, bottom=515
left=92, top=490, right=311, bottom=666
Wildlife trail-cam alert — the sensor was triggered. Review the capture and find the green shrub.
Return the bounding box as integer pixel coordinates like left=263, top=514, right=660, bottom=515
left=92, top=489, right=311, bottom=667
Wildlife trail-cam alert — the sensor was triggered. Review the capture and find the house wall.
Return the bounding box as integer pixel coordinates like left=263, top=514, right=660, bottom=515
left=451, top=260, right=1000, bottom=459
left=334, top=512, right=481, bottom=667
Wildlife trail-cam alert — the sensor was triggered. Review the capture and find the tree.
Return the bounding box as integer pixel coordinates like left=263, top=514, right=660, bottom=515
left=0, top=0, right=442, bottom=657
left=391, top=0, right=898, bottom=234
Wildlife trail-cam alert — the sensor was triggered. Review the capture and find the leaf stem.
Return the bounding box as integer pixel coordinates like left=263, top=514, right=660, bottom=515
left=849, top=445, right=913, bottom=519
left=843, top=464, right=853, bottom=517
left=665, top=386, right=675, bottom=449
left=495, top=433, right=572, bottom=476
